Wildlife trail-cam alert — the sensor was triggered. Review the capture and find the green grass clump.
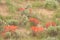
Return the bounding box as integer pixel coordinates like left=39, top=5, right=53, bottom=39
left=6, top=19, right=19, bottom=26
left=54, top=9, right=60, bottom=18
left=44, top=0, right=59, bottom=10
left=6, top=0, right=17, bottom=13
left=8, top=5, right=17, bottom=13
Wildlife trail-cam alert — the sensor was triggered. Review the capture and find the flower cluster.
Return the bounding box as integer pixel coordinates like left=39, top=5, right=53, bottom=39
left=45, top=22, right=56, bottom=28
left=18, top=7, right=32, bottom=12
left=29, top=18, right=40, bottom=24
left=18, top=8, right=25, bottom=11
left=31, top=26, right=44, bottom=32
left=31, top=21, right=57, bottom=33
left=1, top=25, right=18, bottom=38
left=4, top=25, right=18, bottom=32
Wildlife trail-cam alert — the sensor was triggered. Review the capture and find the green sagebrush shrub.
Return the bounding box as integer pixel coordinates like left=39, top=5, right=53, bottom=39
left=46, top=26, right=58, bottom=37
left=6, top=19, right=19, bottom=26
left=44, top=0, right=59, bottom=10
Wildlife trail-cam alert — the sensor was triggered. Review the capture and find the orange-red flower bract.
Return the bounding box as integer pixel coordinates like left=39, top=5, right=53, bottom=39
left=18, top=8, right=25, bottom=11
left=4, top=25, right=18, bottom=32
left=9, top=25, right=18, bottom=32
left=4, top=26, right=10, bottom=32
left=31, top=26, right=45, bottom=32
left=38, top=27, right=45, bottom=32
left=29, top=18, right=40, bottom=24
left=45, top=22, right=56, bottom=28
left=31, top=26, right=38, bottom=32
left=1, top=32, right=6, bottom=38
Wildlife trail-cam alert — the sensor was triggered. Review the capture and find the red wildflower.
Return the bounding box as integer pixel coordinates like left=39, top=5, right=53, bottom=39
left=4, top=25, right=18, bottom=32
left=38, top=27, right=44, bottom=32
left=1, top=32, right=6, bottom=38
left=31, top=26, right=38, bottom=32
left=29, top=18, right=40, bottom=24
left=9, top=25, right=18, bottom=32
left=4, top=26, right=10, bottom=32
left=18, top=8, right=25, bottom=11
left=45, top=22, right=56, bottom=28
left=31, top=26, right=44, bottom=32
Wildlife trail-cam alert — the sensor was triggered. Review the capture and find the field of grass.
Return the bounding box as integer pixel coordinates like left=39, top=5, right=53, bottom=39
left=0, top=0, right=60, bottom=40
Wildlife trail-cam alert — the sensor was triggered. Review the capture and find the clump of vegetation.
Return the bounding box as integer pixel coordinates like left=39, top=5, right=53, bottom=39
left=6, top=19, right=19, bottom=26
left=6, top=0, right=17, bottom=13
left=0, top=0, right=60, bottom=40
left=47, top=26, right=58, bottom=37
left=54, top=9, right=60, bottom=18
left=52, top=8, right=60, bottom=25
left=44, top=0, right=59, bottom=10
